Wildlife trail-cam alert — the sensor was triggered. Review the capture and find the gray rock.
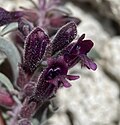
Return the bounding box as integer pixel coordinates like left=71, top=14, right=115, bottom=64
left=102, top=36, right=120, bottom=83
left=75, top=0, right=120, bottom=26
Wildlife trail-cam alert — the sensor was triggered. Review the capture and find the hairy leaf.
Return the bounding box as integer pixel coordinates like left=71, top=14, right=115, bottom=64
left=0, top=22, right=18, bottom=36
left=0, top=52, right=6, bottom=65
left=0, top=37, right=21, bottom=84
left=0, top=73, right=15, bottom=93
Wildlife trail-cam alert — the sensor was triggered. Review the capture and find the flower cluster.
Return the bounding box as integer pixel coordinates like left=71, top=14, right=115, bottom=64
left=16, top=21, right=97, bottom=123
left=0, top=0, right=97, bottom=125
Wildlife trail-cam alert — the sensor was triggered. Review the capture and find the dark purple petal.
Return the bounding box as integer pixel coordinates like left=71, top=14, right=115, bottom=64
left=68, top=34, right=93, bottom=55
left=52, top=21, right=77, bottom=54
left=60, top=78, right=71, bottom=88
left=46, top=78, right=59, bottom=87
left=0, top=7, right=23, bottom=26
left=78, top=40, right=93, bottom=54
left=22, top=27, right=50, bottom=74
left=47, top=56, right=68, bottom=76
left=66, top=75, right=80, bottom=80
left=61, top=42, right=80, bottom=68
left=61, top=34, right=85, bottom=61
left=80, top=55, right=97, bottom=70
left=61, top=34, right=97, bottom=69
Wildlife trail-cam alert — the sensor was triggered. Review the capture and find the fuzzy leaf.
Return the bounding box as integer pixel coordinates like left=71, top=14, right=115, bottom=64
left=0, top=22, right=18, bottom=36
left=0, top=37, right=21, bottom=84
left=32, top=119, right=39, bottom=125
left=0, top=73, right=15, bottom=92
left=0, top=52, right=6, bottom=65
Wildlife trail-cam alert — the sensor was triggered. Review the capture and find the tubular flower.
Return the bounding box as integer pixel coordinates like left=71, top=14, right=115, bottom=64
left=30, top=56, right=79, bottom=102
left=62, top=34, right=97, bottom=70
left=17, top=21, right=97, bottom=104
left=0, top=1, right=97, bottom=125
left=18, top=21, right=96, bottom=92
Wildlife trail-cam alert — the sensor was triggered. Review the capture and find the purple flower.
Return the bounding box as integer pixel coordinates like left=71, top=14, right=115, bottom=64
left=0, top=7, right=23, bottom=26
left=22, top=27, right=50, bottom=74
left=30, top=56, right=79, bottom=102
left=17, top=21, right=96, bottom=104
left=62, top=34, right=97, bottom=70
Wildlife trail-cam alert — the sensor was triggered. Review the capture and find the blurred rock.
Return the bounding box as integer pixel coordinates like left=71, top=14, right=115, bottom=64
left=74, top=0, right=120, bottom=26
left=102, top=36, right=120, bottom=83
left=45, top=112, right=71, bottom=125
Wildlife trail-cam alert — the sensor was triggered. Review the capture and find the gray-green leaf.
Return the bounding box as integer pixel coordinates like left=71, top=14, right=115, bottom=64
left=0, top=72, right=15, bottom=92
left=0, top=23, right=18, bottom=36
left=0, top=37, right=21, bottom=84
left=0, top=22, right=18, bottom=36
left=0, top=51, right=6, bottom=65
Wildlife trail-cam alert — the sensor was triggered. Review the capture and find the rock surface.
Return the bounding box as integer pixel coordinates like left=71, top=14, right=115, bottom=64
left=102, top=37, right=120, bottom=83
left=74, top=0, right=120, bottom=26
